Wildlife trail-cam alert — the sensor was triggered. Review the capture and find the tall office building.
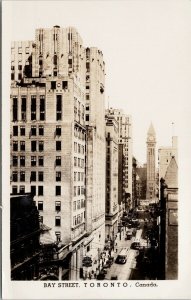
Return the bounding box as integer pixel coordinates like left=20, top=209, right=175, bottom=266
left=146, top=123, right=156, bottom=200
left=105, top=108, right=133, bottom=213
left=105, top=113, right=119, bottom=240
left=84, top=47, right=106, bottom=258
left=10, top=26, right=105, bottom=280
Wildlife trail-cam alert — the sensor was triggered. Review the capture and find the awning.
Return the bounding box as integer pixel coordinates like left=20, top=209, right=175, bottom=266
left=40, top=228, right=56, bottom=245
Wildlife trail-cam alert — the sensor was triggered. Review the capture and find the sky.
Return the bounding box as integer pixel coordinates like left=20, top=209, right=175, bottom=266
left=3, top=0, right=191, bottom=164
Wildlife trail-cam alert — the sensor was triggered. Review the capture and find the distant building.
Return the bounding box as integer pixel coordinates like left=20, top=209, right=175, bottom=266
left=118, top=143, right=124, bottom=218
left=136, top=166, right=147, bottom=200
left=158, top=136, right=178, bottom=180
left=105, top=113, right=119, bottom=240
left=146, top=123, right=156, bottom=200
left=159, top=156, right=178, bottom=279
left=105, top=108, right=133, bottom=212
left=132, top=157, right=137, bottom=208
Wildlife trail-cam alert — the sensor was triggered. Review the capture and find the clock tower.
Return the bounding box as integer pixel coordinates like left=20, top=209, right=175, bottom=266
left=146, top=123, right=156, bottom=200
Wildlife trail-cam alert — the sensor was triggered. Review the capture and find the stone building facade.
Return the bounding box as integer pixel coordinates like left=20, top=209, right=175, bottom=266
left=146, top=123, right=156, bottom=200
left=10, top=26, right=105, bottom=280
left=105, top=108, right=132, bottom=213
left=84, top=47, right=106, bottom=261
left=105, top=113, right=119, bottom=240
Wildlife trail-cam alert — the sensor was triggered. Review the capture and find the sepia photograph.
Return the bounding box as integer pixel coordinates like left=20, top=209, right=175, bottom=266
left=2, top=0, right=191, bottom=299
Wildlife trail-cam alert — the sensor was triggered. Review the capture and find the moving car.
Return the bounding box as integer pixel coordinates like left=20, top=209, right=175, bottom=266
left=131, top=239, right=141, bottom=250
left=115, top=248, right=128, bottom=264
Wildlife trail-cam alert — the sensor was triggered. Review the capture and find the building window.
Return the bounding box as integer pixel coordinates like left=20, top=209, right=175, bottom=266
left=62, top=81, right=68, bottom=89
left=12, top=171, right=18, bottom=182
left=51, top=81, right=56, bottom=89
left=31, top=141, right=36, bottom=152
left=20, top=141, right=25, bottom=151
left=12, top=97, right=18, bottom=121
left=20, top=171, right=25, bottom=182
left=77, top=200, right=80, bottom=209
left=56, top=141, right=61, bottom=151
left=31, top=171, right=36, bottom=181
left=13, top=126, right=18, bottom=136
left=39, top=141, right=44, bottom=152
left=39, top=156, right=44, bottom=166
left=21, top=97, right=26, bottom=121
left=55, top=201, right=61, bottom=212
left=18, top=73, right=22, bottom=80
left=38, top=171, right=43, bottom=182
left=40, top=95, right=45, bottom=120
left=20, top=186, right=25, bottom=194
left=73, top=201, right=76, bottom=211
left=74, top=186, right=77, bottom=197
left=86, top=115, right=89, bottom=122
left=31, top=96, right=36, bottom=120
left=55, top=232, right=61, bottom=242
left=38, top=186, right=43, bottom=196
left=56, top=126, right=61, bottom=136
left=13, top=141, right=18, bottom=151
left=31, top=125, right=36, bottom=136
left=55, top=216, right=61, bottom=226
left=11, top=73, right=14, bottom=80
left=56, top=186, right=61, bottom=196
left=78, top=186, right=80, bottom=196
left=31, top=186, right=36, bottom=196
left=39, top=216, right=43, bottom=223
left=73, top=216, right=77, bottom=226
left=56, top=95, right=62, bottom=120
left=31, top=156, right=36, bottom=166
left=39, top=125, right=44, bottom=135
left=20, top=156, right=25, bottom=167
left=56, top=171, right=61, bottom=181
left=20, top=126, right=25, bottom=136
left=38, top=201, right=43, bottom=211
left=12, top=186, right=17, bottom=195
left=56, top=156, right=61, bottom=166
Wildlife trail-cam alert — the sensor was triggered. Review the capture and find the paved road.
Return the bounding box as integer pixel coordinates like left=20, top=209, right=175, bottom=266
left=105, top=230, right=142, bottom=280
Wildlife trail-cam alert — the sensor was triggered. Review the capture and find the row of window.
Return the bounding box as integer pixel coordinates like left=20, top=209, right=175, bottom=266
left=74, top=142, right=85, bottom=154
left=13, top=168, right=62, bottom=183
left=74, top=128, right=85, bottom=140
left=12, top=96, right=45, bottom=122
left=11, top=46, right=30, bottom=55
left=74, top=186, right=85, bottom=196
left=12, top=125, right=62, bottom=137
left=73, top=199, right=85, bottom=211
left=12, top=155, right=63, bottom=167
left=74, top=172, right=84, bottom=182
left=13, top=140, right=60, bottom=152
left=12, top=185, right=43, bottom=195
left=73, top=213, right=84, bottom=227
left=37, top=199, right=85, bottom=212
left=74, top=157, right=84, bottom=168
left=37, top=201, right=62, bottom=212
